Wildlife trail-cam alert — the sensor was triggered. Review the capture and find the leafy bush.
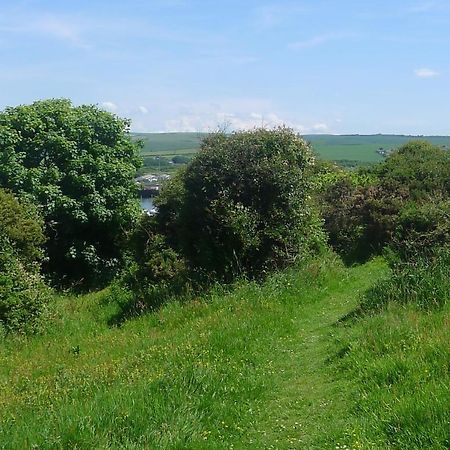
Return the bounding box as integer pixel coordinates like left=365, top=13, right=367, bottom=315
left=0, top=238, right=50, bottom=334
left=157, top=127, right=325, bottom=280
left=171, top=155, right=191, bottom=164
left=0, top=190, right=50, bottom=333
left=321, top=140, right=450, bottom=261
left=0, top=99, right=142, bottom=287
left=0, top=189, right=45, bottom=266
left=124, top=215, right=187, bottom=305
left=375, top=140, right=450, bottom=199
left=322, top=178, right=408, bottom=261
left=392, top=198, right=450, bottom=260
left=105, top=214, right=188, bottom=321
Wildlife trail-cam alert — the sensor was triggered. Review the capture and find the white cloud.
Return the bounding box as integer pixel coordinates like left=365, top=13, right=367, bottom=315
left=312, top=123, right=328, bottom=132
left=414, top=68, right=440, bottom=78
left=100, top=101, right=118, bottom=112
left=163, top=110, right=327, bottom=135
left=125, top=98, right=330, bottom=134
left=0, top=14, right=89, bottom=48
left=407, top=2, right=438, bottom=13
left=289, top=32, right=357, bottom=49
left=138, top=106, right=149, bottom=114
left=253, top=3, right=308, bottom=28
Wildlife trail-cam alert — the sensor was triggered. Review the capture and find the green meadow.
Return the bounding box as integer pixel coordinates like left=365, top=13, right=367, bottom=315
left=133, top=132, right=450, bottom=170
left=1, top=255, right=449, bottom=449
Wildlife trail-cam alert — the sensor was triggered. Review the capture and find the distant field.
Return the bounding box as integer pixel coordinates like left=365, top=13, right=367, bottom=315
left=133, top=132, right=206, bottom=154
left=307, top=134, right=450, bottom=163
left=132, top=132, right=450, bottom=170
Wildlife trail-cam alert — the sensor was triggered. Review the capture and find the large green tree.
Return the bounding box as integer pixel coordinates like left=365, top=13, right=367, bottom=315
left=0, top=99, right=142, bottom=287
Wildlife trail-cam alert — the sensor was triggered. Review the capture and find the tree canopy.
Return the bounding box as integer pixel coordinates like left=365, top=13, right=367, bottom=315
left=0, top=99, right=142, bottom=287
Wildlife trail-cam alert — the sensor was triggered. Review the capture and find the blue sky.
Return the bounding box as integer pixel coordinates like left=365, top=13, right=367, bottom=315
left=1, top=0, right=450, bottom=134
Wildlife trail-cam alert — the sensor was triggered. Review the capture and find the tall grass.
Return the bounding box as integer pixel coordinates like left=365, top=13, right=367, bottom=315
left=333, top=250, right=450, bottom=449
left=1, top=253, right=448, bottom=449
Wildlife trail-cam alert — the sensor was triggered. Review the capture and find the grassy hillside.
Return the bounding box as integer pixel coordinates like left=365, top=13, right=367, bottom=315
left=307, top=134, right=450, bottom=163
left=1, top=255, right=448, bottom=448
left=134, top=132, right=206, bottom=155
left=132, top=132, right=450, bottom=169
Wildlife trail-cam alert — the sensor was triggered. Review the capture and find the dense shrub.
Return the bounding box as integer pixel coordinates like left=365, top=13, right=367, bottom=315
left=156, top=127, right=325, bottom=280
left=375, top=140, right=450, bottom=199
left=391, top=198, right=450, bottom=260
left=0, top=189, right=45, bottom=266
left=171, top=155, right=191, bottom=164
left=322, top=178, right=408, bottom=261
left=123, top=215, right=187, bottom=307
left=0, top=239, right=50, bottom=333
left=0, top=191, right=49, bottom=333
left=321, top=140, right=450, bottom=261
left=0, top=99, right=142, bottom=287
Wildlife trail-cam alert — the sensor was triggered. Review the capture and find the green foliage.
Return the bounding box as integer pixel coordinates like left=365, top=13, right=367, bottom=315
left=117, top=215, right=187, bottom=315
left=321, top=140, right=450, bottom=261
left=376, top=140, right=450, bottom=198
left=0, top=190, right=49, bottom=333
left=392, top=198, right=450, bottom=260
left=171, top=154, right=191, bottom=164
left=322, top=178, right=408, bottom=261
left=0, top=189, right=45, bottom=266
left=157, top=127, right=325, bottom=280
left=0, top=238, right=50, bottom=334
left=0, top=99, right=142, bottom=287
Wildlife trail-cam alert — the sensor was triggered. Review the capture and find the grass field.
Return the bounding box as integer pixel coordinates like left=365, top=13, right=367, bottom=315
left=1, top=255, right=448, bottom=448
left=132, top=133, right=450, bottom=169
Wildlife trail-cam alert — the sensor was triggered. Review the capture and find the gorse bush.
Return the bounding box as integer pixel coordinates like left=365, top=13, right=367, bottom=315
left=392, top=198, right=450, bottom=260
left=118, top=214, right=188, bottom=314
left=156, top=127, right=325, bottom=280
left=0, top=190, right=50, bottom=333
left=0, top=239, right=50, bottom=334
left=375, top=140, right=450, bottom=199
left=0, top=189, right=45, bottom=266
left=0, top=99, right=142, bottom=288
left=321, top=140, right=450, bottom=261
left=322, top=178, right=408, bottom=262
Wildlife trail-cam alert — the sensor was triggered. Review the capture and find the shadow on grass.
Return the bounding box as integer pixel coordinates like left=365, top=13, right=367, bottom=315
left=102, top=284, right=173, bottom=327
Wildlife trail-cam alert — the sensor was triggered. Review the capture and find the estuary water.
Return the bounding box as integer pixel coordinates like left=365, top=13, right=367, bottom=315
left=140, top=197, right=156, bottom=214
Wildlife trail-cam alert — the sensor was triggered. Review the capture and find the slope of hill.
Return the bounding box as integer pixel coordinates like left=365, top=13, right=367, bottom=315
left=132, top=132, right=450, bottom=170
left=1, top=255, right=448, bottom=448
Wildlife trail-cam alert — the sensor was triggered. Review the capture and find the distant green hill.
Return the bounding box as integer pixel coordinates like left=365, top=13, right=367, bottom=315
left=132, top=132, right=450, bottom=170
left=306, top=134, right=450, bottom=164
left=133, top=132, right=206, bottom=154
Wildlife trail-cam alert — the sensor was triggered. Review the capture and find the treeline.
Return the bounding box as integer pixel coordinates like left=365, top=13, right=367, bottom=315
left=1, top=99, right=449, bottom=333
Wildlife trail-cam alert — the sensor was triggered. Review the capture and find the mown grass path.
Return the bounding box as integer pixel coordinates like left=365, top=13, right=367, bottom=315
left=241, top=260, right=387, bottom=449
left=0, top=258, right=388, bottom=449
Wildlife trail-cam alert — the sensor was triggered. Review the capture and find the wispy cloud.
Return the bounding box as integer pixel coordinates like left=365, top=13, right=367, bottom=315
left=0, top=14, right=90, bottom=48
left=100, top=101, right=118, bottom=112
left=161, top=101, right=329, bottom=134
left=407, top=1, right=442, bottom=13
left=414, top=68, right=440, bottom=78
left=253, top=3, right=308, bottom=28
left=289, top=32, right=358, bottom=50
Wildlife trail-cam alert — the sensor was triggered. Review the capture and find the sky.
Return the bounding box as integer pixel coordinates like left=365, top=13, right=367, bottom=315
left=1, top=0, right=450, bottom=135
